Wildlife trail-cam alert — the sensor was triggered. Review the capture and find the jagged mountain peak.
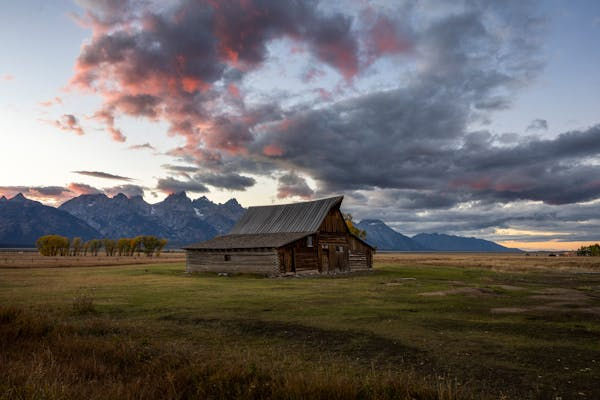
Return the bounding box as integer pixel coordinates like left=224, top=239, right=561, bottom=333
left=10, top=193, right=27, bottom=201
left=0, top=196, right=7, bottom=202
left=164, top=191, right=190, bottom=202
left=224, top=198, right=241, bottom=207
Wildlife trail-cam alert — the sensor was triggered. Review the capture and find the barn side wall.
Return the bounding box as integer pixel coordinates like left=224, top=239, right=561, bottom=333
left=348, top=235, right=373, bottom=270
left=186, top=250, right=279, bottom=275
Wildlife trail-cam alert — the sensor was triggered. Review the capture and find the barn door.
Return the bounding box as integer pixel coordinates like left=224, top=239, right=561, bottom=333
left=321, top=245, right=329, bottom=272
left=340, top=246, right=349, bottom=271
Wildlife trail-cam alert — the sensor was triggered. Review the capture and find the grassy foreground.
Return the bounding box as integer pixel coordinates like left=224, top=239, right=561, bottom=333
left=1, top=257, right=599, bottom=399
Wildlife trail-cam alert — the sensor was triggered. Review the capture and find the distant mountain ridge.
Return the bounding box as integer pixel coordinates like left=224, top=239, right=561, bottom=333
left=0, top=194, right=101, bottom=247
left=412, top=233, right=521, bottom=252
left=357, top=219, right=521, bottom=252
left=355, top=219, right=426, bottom=251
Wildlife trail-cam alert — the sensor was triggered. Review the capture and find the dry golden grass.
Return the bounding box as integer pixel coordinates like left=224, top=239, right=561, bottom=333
left=375, top=252, right=600, bottom=272
left=0, top=251, right=185, bottom=268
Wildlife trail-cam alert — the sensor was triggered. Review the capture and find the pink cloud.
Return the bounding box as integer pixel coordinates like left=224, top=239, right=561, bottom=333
left=50, top=114, right=85, bottom=136
left=39, top=96, right=63, bottom=107
left=263, top=144, right=284, bottom=157
left=368, top=16, right=410, bottom=57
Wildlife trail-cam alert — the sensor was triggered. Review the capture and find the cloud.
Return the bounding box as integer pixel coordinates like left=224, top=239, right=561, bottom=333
left=195, top=172, right=256, bottom=191
left=69, top=0, right=409, bottom=149
left=1, top=74, right=14, bottom=81
left=67, top=182, right=102, bottom=195
left=0, top=185, right=74, bottom=206
left=51, top=114, right=85, bottom=136
left=156, top=177, right=209, bottom=194
left=67, top=1, right=600, bottom=243
left=73, top=170, right=133, bottom=181
left=128, top=142, right=156, bottom=151
left=526, top=118, right=548, bottom=131
left=277, top=172, right=314, bottom=199
left=104, top=184, right=146, bottom=198
left=39, top=97, right=63, bottom=107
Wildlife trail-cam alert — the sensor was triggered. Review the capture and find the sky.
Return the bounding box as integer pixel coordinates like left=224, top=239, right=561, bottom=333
left=1, top=0, right=599, bottom=251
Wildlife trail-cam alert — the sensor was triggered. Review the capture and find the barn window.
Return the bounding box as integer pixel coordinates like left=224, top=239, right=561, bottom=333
left=224, top=254, right=231, bottom=261
left=306, top=236, right=313, bottom=247
left=336, top=246, right=344, bottom=253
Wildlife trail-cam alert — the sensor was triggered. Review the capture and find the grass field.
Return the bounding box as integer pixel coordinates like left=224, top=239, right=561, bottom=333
left=1, top=253, right=599, bottom=399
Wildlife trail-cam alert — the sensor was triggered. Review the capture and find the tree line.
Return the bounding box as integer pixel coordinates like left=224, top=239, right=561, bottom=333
left=36, top=235, right=168, bottom=257
left=576, top=243, right=600, bottom=256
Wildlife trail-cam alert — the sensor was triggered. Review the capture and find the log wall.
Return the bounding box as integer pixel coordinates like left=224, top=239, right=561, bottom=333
left=186, top=250, right=279, bottom=275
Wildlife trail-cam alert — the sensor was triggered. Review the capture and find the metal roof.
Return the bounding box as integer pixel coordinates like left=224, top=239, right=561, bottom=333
left=183, top=232, right=312, bottom=250
left=229, top=196, right=344, bottom=234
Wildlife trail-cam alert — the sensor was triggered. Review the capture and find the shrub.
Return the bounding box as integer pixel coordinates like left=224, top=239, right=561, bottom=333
left=72, top=290, right=96, bottom=314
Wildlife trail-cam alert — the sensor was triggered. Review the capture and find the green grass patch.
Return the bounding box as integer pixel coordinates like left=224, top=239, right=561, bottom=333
left=1, top=261, right=599, bottom=399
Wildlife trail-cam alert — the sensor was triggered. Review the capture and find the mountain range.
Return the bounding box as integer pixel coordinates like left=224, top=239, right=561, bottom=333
left=0, top=192, right=244, bottom=247
left=0, top=194, right=100, bottom=247
left=356, top=219, right=521, bottom=252
left=0, top=193, right=520, bottom=251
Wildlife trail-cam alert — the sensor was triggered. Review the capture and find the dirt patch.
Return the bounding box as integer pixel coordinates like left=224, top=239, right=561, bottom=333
left=492, top=284, right=525, bottom=291
left=382, top=278, right=416, bottom=286
left=419, top=287, right=495, bottom=297
left=530, top=288, right=590, bottom=303
left=491, top=307, right=528, bottom=314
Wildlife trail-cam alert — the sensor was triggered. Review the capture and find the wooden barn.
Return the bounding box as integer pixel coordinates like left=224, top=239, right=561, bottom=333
left=184, top=196, right=374, bottom=275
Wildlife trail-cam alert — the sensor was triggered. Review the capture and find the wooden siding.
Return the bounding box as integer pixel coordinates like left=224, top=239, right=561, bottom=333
left=349, top=250, right=369, bottom=270
left=186, top=250, right=279, bottom=275
left=278, top=236, right=319, bottom=273
left=318, top=208, right=348, bottom=233
left=348, top=235, right=373, bottom=269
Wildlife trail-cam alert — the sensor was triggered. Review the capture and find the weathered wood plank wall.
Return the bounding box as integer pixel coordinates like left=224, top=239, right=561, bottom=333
left=186, top=250, right=279, bottom=274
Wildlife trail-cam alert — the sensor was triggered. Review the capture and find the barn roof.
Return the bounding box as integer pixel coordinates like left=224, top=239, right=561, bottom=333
left=183, top=232, right=312, bottom=250
left=230, top=196, right=343, bottom=234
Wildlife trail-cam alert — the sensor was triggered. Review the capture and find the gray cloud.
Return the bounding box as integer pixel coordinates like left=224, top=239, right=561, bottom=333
left=156, top=177, right=209, bottom=194
left=526, top=118, right=548, bottom=131
left=128, top=142, right=156, bottom=151
left=73, top=170, right=133, bottom=181
left=277, top=172, right=314, bottom=199
left=104, top=184, right=146, bottom=198
left=195, top=172, right=256, bottom=191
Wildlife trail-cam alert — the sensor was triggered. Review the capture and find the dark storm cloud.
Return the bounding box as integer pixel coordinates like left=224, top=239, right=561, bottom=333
left=156, top=177, right=209, bottom=194
left=70, top=0, right=383, bottom=145
left=70, top=0, right=600, bottom=243
left=73, top=171, right=134, bottom=181
left=526, top=118, right=548, bottom=131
